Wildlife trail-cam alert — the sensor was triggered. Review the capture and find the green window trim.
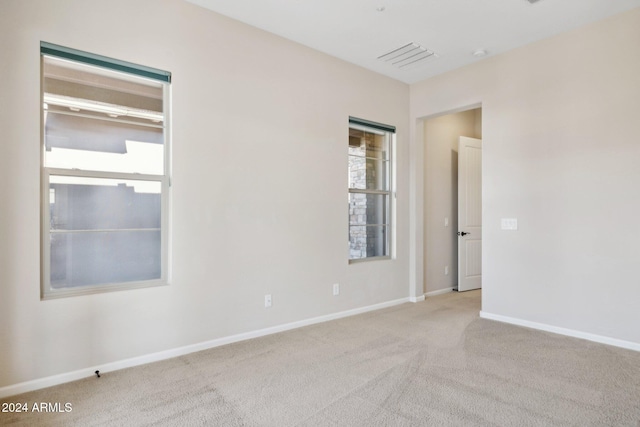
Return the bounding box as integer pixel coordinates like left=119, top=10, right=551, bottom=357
left=40, top=42, right=171, bottom=83
left=349, top=116, right=395, bottom=134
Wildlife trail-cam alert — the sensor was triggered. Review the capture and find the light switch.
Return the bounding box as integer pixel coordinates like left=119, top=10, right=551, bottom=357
left=501, top=218, right=518, bottom=230
left=444, top=217, right=449, bottom=227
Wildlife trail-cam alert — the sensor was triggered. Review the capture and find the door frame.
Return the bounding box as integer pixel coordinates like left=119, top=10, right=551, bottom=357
left=412, top=103, right=482, bottom=300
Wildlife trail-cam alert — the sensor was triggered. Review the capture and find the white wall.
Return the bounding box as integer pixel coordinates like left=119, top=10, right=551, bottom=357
left=0, top=0, right=410, bottom=390
left=411, top=7, right=640, bottom=344
left=424, top=109, right=481, bottom=294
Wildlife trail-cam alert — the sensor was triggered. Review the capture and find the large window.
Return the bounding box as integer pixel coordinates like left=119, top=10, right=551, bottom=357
left=348, top=117, right=394, bottom=262
left=41, top=42, right=171, bottom=298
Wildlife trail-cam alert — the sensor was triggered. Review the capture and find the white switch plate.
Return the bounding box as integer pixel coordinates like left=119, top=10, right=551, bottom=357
left=264, top=294, right=272, bottom=308
left=501, top=218, right=518, bottom=230
left=333, top=283, right=340, bottom=296
left=445, top=265, right=449, bottom=275
left=444, top=217, right=449, bottom=227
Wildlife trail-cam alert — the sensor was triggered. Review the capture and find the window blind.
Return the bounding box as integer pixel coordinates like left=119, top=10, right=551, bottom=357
left=40, top=42, right=171, bottom=83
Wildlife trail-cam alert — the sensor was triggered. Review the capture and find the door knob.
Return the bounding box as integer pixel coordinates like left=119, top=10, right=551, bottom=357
left=457, top=231, right=470, bottom=236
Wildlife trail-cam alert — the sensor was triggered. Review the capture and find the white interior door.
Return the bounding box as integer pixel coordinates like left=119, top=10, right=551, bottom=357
left=458, top=136, right=482, bottom=291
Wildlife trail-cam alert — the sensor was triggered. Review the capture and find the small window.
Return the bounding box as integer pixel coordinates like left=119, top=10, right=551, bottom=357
left=41, top=42, right=171, bottom=298
left=348, top=117, right=395, bottom=262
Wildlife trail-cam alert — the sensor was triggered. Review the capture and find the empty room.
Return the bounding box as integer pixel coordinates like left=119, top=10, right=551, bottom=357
left=1, top=0, right=639, bottom=425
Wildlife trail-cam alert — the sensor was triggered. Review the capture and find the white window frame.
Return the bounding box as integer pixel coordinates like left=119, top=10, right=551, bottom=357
left=40, top=42, right=171, bottom=299
left=348, top=117, right=395, bottom=263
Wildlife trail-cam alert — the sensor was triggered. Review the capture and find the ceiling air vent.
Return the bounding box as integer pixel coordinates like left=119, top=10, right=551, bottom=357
left=378, top=42, right=436, bottom=69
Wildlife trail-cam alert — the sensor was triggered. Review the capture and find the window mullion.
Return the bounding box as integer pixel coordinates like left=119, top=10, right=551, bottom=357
left=46, top=167, right=165, bottom=183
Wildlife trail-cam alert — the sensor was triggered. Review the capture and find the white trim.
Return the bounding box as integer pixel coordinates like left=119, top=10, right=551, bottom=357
left=479, top=311, right=640, bottom=352
left=409, top=287, right=455, bottom=302
left=0, top=296, right=410, bottom=399
left=425, top=287, right=454, bottom=297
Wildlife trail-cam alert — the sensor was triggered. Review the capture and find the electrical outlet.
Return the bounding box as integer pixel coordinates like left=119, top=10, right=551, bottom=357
left=333, top=283, right=340, bottom=296
left=445, top=265, right=449, bottom=275
left=264, top=294, right=272, bottom=308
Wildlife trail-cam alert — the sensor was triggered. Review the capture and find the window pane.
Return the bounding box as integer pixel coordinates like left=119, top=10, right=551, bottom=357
left=49, top=176, right=161, bottom=231
left=48, top=176, right=161, bottom=288
left=44, top=114, right=164, bottom=174
left=348, top=193, right=389, bottom=227
left=50, top=230, right=161, bottom=288
left=348, top=155, right=388, bottom=191
left=43, top=55, right=164, bottom=175
left=348, top=127, right=389, bottom=192
left=43, top=56, right=163, bottom=112
left=349, top=225, right=388, bottom=259
left=348, top=128, right=388, bottom=160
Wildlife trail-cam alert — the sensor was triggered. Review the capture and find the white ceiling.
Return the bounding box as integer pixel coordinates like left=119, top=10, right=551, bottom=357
left=185, top=0, right=640, bottom=84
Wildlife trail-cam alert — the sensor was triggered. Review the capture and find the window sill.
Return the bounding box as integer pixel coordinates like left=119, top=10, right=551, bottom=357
left=41, top=279, right=169, bottom=300
left=348, top=256, right=392, bottom=264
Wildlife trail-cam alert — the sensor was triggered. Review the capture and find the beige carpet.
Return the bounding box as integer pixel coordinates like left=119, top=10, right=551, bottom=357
left=1, top=290, right=639, bottom=426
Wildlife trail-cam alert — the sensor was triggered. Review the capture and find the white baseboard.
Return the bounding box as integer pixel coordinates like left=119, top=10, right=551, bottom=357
left=409, top=287, right=454, bottom=302
left=479, top=311, right=640, bottom=352
left=0, top=296, right=410, bottom=399
left=425, top=287, right=454, bottom=297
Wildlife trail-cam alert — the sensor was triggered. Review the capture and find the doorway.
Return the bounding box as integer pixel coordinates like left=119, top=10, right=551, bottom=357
left=423, top=107, right=482, bottom=295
